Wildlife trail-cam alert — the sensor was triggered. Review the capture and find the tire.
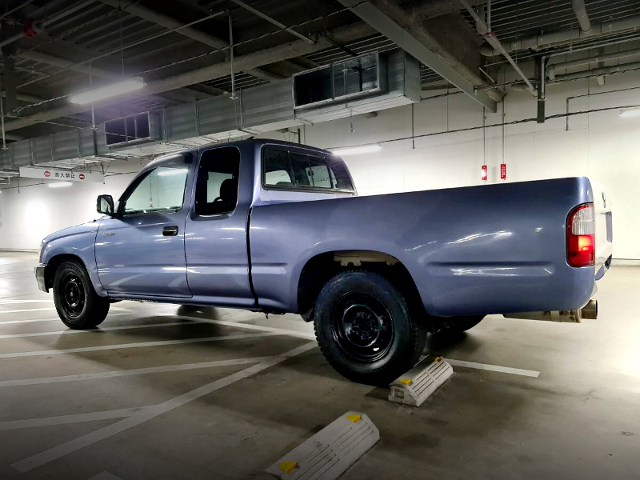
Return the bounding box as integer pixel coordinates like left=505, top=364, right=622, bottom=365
left=435, top=315, right=485, bottom=335
left=53, top=260, right=110, bottom=329
left=314, top=270, right=427, bottom=386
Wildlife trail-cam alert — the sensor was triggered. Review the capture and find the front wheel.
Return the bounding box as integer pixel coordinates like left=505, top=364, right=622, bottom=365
left=314, top=270, right=427, bottom=386
left=53, top=260, right=110, bottom=329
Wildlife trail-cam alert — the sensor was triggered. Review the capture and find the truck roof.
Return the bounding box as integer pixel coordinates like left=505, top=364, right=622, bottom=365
left=197, top=138, right=335, bottom=157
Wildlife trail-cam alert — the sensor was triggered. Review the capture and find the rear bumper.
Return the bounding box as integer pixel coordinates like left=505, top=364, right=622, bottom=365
left=35, top=264, right=48, bottom=293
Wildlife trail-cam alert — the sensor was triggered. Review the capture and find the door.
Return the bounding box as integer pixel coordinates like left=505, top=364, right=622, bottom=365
left=95, top=157, right=192, bottom=297
left=185, top=146, right=255, bottom=307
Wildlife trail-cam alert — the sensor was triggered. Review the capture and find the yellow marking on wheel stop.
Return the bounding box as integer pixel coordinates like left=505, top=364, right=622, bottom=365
left=346, top=414, right=362, bottom=423
left=278, top=461, right=298, bottom=474
left=399, top=378, right=413, bottom=385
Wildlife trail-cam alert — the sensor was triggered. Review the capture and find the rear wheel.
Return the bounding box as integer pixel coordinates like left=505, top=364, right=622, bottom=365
left=53, top=260, right=110, bottom=329
left=314, top=270, right=427, bottom=385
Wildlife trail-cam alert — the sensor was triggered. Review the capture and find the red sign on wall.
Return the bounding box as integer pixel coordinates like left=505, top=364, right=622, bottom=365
left=481, top=165, right=488, bottom=181
left=500, top=163, right=507, bottom=180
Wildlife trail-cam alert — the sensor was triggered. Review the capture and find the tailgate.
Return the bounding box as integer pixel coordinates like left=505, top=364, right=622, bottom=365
left=590, top=180, right=613, bottom=279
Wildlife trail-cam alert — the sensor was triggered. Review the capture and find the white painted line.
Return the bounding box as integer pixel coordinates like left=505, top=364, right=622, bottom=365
left=0, top=312, right=127, bottom=325
left=0, top=356, right=271, bottom=387
left=445, top=358, right=540, bottom=378
left=0, top=306, right=129, bottom=316
left=0, top=332, right=281, bottom=359
left=169, top=314, right=316, bottom=340
left=0, top=307, right=56, bottom=314
left=87, top=472, right=124, bottom=480
left=11, top=342, right=317, bottom=473
left=0, top=319, right=214, bottom=340
left=0, top=300, right=53, bottom=304
left=0, top=407, right=144, bottom=431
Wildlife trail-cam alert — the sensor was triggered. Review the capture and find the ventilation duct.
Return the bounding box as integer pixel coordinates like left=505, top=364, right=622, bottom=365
left=0, top=49, right=419, bottom=171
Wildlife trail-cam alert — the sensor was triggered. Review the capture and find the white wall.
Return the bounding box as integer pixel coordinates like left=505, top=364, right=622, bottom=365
left=0, top=162, right=141, bottom=251
left=1, top=69, right=640, bottom=258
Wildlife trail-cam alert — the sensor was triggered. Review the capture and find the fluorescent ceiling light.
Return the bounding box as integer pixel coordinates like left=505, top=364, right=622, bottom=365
left=70, top=77, right=146, bottom=105
left=157, top=168, right=189, bottom=176
left=620, top=108, right=640, bottom=118
left=332, top=144, right=382, bottom=156
left=331, top=144, right=382, bottom=156
left=48, top=182, right=73, bottom=188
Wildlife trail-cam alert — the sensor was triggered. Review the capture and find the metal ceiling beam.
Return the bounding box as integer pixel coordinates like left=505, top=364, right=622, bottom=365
left=97, top=0, right=280, bottom=83
left=227, top=0, right=315, bottom=44
left=1, top=22, right=374, bottom=132
left=337, top=0, right=497, bottom=112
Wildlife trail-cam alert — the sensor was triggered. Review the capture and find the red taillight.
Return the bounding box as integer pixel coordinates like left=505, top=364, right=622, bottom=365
left=567, top=203, right=595, bottom=267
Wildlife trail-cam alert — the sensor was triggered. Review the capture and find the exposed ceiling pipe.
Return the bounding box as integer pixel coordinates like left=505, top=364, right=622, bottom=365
left=0, top=22, right=374, bottom=132
left=548, top=48, right=640, bottom=79
left=480, top=14, right=640, bottom=56
left=552, top=59, right=640, bottom=82
left=0, top=0, right=96, bottom=49
left=572, top=0, right=591, bottom=33
left=0, top=0, right=37, bottom=21
left=459, top=0, right=537, bottom=95
left=509, top=58, right=640, bottom=90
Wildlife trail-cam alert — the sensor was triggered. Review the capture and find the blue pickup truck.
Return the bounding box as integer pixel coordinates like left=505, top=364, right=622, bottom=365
left=36, top=139, right=612, bottom=384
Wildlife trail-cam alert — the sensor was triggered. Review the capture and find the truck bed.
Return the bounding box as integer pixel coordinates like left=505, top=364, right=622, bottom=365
left=249, top=177, right=602, bottom=316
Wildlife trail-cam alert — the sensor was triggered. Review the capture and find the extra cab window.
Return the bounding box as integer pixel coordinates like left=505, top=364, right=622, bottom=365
left=262, top=146, right=354, bottom=192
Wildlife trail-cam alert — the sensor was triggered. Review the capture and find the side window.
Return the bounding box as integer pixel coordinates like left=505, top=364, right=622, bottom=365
left=264, top=149, right=293, bottom=187
left=123, top=164, right=189, bottom=214
left=289, top=152, right=312, bottom=187
left=327, top=158, right=354, bottom=191
left=307, top=156, right=332, bottom=188
left=195, top=147, right=240, bottom=216
left=262, top=147, right=355, bottom=192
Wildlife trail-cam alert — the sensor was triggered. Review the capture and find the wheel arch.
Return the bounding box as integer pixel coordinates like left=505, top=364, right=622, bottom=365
left=45, top=254, right=90, bottom=292
left=296, top=250, right=427, bottom=322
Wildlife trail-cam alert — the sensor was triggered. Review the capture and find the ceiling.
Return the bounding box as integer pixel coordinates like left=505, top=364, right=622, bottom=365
left=1, top=0, right=640, bottom=144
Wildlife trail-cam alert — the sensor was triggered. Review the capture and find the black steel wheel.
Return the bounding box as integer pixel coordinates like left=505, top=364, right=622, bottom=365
left=60, top=272, right=85, bottom=318
left=332, top=293, right=394, bottom=362
left=53, top=260, right=110, bottom=329
left=314, top=270, right=427, bottom=385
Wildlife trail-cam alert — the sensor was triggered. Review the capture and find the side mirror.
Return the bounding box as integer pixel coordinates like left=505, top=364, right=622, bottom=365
left=97, top=194, right=115, bottom=216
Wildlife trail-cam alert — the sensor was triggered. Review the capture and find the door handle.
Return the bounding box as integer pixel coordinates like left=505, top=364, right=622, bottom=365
left=163, top=226, right=179, bottom=236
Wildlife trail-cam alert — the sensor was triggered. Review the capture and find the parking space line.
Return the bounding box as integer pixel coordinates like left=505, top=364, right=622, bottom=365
left=0, top=300, right=53, bottom=304
left=0, top=356, right=271, bottom=387
left=11, top=342, right=317, bottom=473
left=0, top=319, right=216, bottom=340
left=0, top=313, right=127, bottom=326
left=169, top=314, right=316, bottom=340
left=0, top=408, right=145, bottom=431
left=0, top=332, right=281, bottom=359
left=0, top=307, right=56, bottom=314
left=445, top=358, right=540, bottom=378
left=87, top=471, right=124, bottom=480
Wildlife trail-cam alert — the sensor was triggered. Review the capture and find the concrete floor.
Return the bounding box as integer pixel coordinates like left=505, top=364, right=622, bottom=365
left=0, top=252, right=638, bottom=480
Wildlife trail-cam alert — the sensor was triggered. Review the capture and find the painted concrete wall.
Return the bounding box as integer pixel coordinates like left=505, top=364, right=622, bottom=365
left=1, top=71, right=639, bottom=259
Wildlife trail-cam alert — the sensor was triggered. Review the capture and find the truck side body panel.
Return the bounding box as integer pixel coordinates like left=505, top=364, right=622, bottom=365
left=249, top=177, right=595, bottom=316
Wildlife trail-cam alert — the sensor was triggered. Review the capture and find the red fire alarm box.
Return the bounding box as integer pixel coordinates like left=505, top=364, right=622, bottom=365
left=481, top=165, right=488, bottom=181
left=500, top=163, right=507, bottom=180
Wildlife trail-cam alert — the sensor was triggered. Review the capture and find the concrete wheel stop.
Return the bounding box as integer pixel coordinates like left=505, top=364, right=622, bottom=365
left=389, top=355, right=453, bottom=407
left=259, top=411, right=379, bottom=479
